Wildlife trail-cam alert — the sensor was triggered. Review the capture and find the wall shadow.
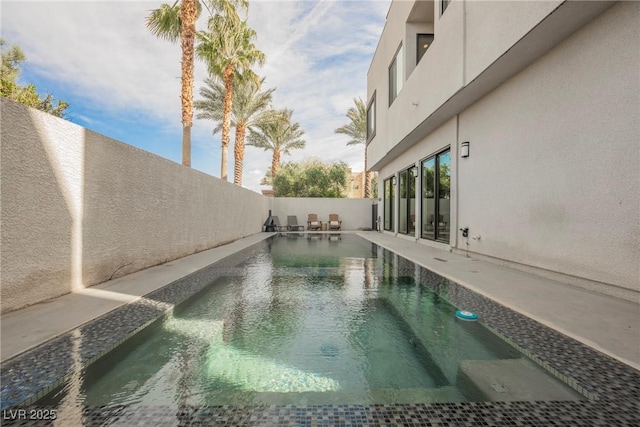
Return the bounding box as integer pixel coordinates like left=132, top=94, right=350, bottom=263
left=0, top=99, right=74, bottom=314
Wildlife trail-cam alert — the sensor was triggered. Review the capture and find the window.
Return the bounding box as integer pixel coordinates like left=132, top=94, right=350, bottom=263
left=388, top=44, right=403, bottom=105
left=366, top=92, right=376, bottom=143
left=384, top=177, right=394, bottom=231
left=416, top=34, right=434, bottom=64
left=421, top=149, right=450, bottom=242
left=441, top=0, right=450, bottom=16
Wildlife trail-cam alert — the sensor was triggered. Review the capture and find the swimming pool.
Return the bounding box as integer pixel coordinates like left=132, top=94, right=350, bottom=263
left=35, top=234, right=581, bottom=408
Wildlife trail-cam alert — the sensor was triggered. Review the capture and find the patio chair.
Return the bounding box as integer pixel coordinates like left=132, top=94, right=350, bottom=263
left=271, top=216, right=286, bottom=232
left=307, top=214, right=322, bottom=230
left=328, top=214, right=342, bottom=230
left=287, top=215, right=305, bottom=231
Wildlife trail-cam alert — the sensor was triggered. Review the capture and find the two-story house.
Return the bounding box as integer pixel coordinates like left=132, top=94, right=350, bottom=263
left=367, top=0, right=639, bottom=300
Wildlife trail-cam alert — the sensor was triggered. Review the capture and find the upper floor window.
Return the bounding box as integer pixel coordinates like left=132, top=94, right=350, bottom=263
left=441, top=0, right=450, bottom=16
left=416, top=34, right=434, bottom=64
left=366, top=92, right=376, bottom=143
left=389, top=44, right=404, bottom=105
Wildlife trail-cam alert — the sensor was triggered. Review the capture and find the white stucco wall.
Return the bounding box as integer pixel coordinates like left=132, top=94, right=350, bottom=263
left=1, top=99, right=269, bottom=313
left=464, top=0, right=562, bottom=83
left=367, top=0, right=612, bottom=171
left=377, top=117, right=458, bottom=243
left=457, top=1, right=640, bottom=292
left=270, top=198, right=375, bottom=231
left=373, top=2, right=640, bottom=295
left=366, top=0, right=415, bottom=168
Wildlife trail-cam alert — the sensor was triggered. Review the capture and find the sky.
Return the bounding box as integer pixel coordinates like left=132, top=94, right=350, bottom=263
left=2, top=0, right=390, bottom=193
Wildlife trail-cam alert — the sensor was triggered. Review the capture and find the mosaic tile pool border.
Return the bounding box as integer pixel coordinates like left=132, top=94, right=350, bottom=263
left=1, top=234, right=639, bottom=426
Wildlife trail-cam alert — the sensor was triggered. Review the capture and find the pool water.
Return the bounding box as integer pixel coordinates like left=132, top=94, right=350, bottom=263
left=39, top=234, right=582, bottom=407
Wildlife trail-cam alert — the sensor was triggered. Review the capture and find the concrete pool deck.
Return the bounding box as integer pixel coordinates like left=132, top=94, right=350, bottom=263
left=2, top=230, right=638, bottom=371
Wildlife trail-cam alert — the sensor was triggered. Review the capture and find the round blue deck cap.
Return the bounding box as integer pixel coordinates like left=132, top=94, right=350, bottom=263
left=455, top=310, right=478, bottom=321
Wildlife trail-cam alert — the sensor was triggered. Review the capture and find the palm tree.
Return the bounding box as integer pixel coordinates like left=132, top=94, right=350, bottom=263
left=194, top=75, right=278, bottom=185
left=334, top=97, right=371, bottom=197
left=247, top=109, right=305, bottom=178
left=196, top=16, right=265, bottom=181
left=146, top=0, right=247, bottom=167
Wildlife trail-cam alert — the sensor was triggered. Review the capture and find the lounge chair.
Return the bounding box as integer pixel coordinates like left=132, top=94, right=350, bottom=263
left=287, top=215, right=305, bottom=231
left=271, top=216, right=286, bottom=232
left=307, top=214, right=322, bottom=230
left=328, top=214, right=342, bottom=230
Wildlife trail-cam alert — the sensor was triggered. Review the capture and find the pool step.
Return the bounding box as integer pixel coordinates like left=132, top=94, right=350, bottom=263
left=457, top=358, right=583, bottom=401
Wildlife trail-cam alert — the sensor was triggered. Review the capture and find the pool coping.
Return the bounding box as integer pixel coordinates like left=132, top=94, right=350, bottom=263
left=1, top=232, right=639, bottom=425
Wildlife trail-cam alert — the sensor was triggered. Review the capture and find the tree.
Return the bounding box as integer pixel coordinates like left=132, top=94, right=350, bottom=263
left=196, top=15, right=264, bottom=181
left=370, top=173, right=378, bottom=199
left=1, top=82, right=69, bottom=118
left=1, top=38, right=25, bottom=83
left=195, top=75, right=277, bottom=185
left=272, top=159, right=350, bottom=197
left=1, top=39, right=69, bottom=118
left=146, top=0, right=247, bottom=168
left=247, top=109, right=305, bottom=178
left=334, top=97, right=371, bottom=198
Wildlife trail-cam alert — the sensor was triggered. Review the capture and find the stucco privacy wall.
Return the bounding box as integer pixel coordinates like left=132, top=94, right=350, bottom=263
left=270, top=198, right=374, bottom=230
left=1, top=99, right=268, bottom=313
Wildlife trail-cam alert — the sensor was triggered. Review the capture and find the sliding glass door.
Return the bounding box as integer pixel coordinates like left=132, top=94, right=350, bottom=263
left=384, top=177, right=394, bottom=231
left=421, top=150, right=450, bottom=242
left=399, top=167, right=416, bottom=235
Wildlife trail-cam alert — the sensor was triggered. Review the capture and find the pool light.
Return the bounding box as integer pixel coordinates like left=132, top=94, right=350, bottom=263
left=455, top=310, right=478, bottom=321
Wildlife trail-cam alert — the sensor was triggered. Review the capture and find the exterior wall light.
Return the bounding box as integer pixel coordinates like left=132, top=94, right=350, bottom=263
left=392, top=176, right=397, bottom=185
left=461, top=141, right=470, bottom=158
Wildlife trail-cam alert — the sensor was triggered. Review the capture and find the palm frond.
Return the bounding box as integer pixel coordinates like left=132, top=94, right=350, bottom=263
left=334, top=97, right=366, bottom=145
left=146, top=3, right=182, bottom=43
left=247, top=108, right=306, bottom=154
left=202, top=0, right=248, bottom=21
left=196, top=73, right=276, bottom=135
left=246, top=127, right=272, bottom=150
left=196, top=16, right=265, bottom=79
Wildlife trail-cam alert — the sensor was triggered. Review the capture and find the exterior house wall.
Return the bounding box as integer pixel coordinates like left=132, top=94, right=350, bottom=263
left=464, top=1, right=562, bottom=83
left=1, top=99, right=269, bottom=313
left=366, top=0, right=413, bottom=167
left=367, top=0, right=566, bottom=169
left=457, top=1, right=640, bottom=292
left=368, top=0, right=465, bottom=169
left=377, top=117, right=458, bottom=244
left=405, top=22, right=434, bottom=77
left=368, top=1, right=639, bottom=298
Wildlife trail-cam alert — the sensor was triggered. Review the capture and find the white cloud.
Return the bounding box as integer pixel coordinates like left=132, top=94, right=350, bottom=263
left=2, top=0, right=390, bottom=193
left=3, top=2, right=192, bottom=124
